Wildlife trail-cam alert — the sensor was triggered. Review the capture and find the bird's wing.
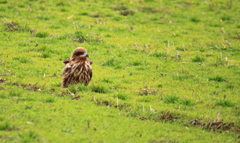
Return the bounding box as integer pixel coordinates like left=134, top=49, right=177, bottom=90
left=63, top=58, right=71, bottom=65
left=89, top=60, right=93, bottom=65
left=62, top=64, right=69, bottom=75
left=90, top=67, right=92, bottom=80
left=62, top=58, right=74, bottom=75
left=87, top=60, right=92, bottom=80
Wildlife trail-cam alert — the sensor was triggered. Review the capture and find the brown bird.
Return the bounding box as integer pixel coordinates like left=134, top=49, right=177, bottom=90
left=61, top=47, right=92, bottom=88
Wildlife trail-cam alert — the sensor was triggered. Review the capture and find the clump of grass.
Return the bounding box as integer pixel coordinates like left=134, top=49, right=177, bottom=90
left=25, top=105, right=33, bottom=110
left=90, top=85, right=110, bottom=93
left=68, top=85, right=77, bottom=93
left=56, top=34, right=69, bottom=39
left=149, top=52, right=166, bottom=58
left=215, top=100, right=235, bottom=107
left=213, top=57, right=225, bottom=66
left=225, top=84, right=234, bottom=89
left=37, top=46, right=48, bottom=52
left=12, top=57, right=33, bottom=64
left=209, top=76, right=225, bottom=82
left=190, top=17, right=200, bottom=23
left=74, top=31, right=86, bottom=39
left=102, top=58, right=123, bottom=69
left=45, top=97, right=55, bottom=103
left=19, top=131, right=39, bottom=143
left=112, top=16, right=122, bottom=21
left=179, top=99, right=195, bottom=106
left=163, top=95, right=179, bottom=104
left=221, top=15, right=231, bottom=21
left=37, top=15, right=51, bottom=21
left=176, top=46, right=186, bottom=51
left=208, top=21, right=223, bottom=27
left=9, top=91, right=22, bottom=97
left=68, top=83, right=89, bottom=93
left=130, top=60, right=142, bottom=66
left=101, top=78, right=113, bottom=83
left=192, top=55, right=204, bottom=63
left=36, top=46, right=55, bottom=54
left=72, top=31, right=103, bottom=43
left=60, top=8, right=68, bottom=12
left=0, top=1, right=7, bottom=4
left=35, top=32, right=49, bottom=38
left=77, top=84, right=89, bottom=92
left=80, top=12, right=88, bottom=15
left=95, top=98, right=115, bottom=107
left=102, top=58, right=115, bottom=67
left=41, top=52, right=51, bottom=58
left=0, top=122, right=10, bottom=131
left=50, top=24, right=61, bottom=29
left=56, top=2, right=67, bottom=6
left=0, top=92, right=6, bottom=99
left=113, top=92, right=128, bottom=100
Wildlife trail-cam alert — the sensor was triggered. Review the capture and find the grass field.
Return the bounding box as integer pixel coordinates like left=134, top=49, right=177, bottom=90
left=0, top=0, right=239, bottom=142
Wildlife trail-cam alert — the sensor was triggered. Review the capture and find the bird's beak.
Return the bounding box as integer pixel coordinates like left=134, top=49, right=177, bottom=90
left=83, top=53, right=89, bottom=57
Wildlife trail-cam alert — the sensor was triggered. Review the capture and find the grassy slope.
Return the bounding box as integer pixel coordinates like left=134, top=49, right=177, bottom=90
left=0, top=0, right=239, bottom=142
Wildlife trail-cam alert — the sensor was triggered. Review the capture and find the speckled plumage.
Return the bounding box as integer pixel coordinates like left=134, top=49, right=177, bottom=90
left=61, top=47, right=92, bottom=88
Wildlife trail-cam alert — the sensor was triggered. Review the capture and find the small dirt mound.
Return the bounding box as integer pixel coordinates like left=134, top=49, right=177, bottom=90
left=139, top=87, right=158, bottom=96
left=189, top=119, right=235, bottom=132
left=4, top=21, right=30, bottom=32
left=0, top=78, right=6, bottom=83
left=203, top=120, right=234, bottom=132
left=120, top=10, right=135, bottom=16
left=12, top=82, right=42, bottom=91
left=139, top=110, right=180, bottom=123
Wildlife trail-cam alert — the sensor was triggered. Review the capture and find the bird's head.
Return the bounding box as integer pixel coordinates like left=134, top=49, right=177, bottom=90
left=72, top=47, right=89, bottom=61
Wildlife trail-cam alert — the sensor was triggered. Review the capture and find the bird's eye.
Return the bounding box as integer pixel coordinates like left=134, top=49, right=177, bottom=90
left=75, top=52, right=83, bottom=56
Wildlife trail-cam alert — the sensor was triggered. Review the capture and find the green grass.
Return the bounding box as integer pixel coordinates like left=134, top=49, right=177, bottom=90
left=35, top=32, right=49, bottom=38
left=216, top=100, right=235, bottom=107
left=113, top=92, right=129, bottom=100
left=209, top=76, right=226, bottom=82
left=0, top=0, right=240, bottom=142
left=163, top=95, right=179, bottom=104
left=90, top=85, right=110, bottom=93
left=0, top=122, right=10, bottom=131
left=192, top=55, right=204, bottom=63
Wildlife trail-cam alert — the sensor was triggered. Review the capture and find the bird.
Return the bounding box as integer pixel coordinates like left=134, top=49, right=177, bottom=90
left=61, top=47, right=92, bottom=88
